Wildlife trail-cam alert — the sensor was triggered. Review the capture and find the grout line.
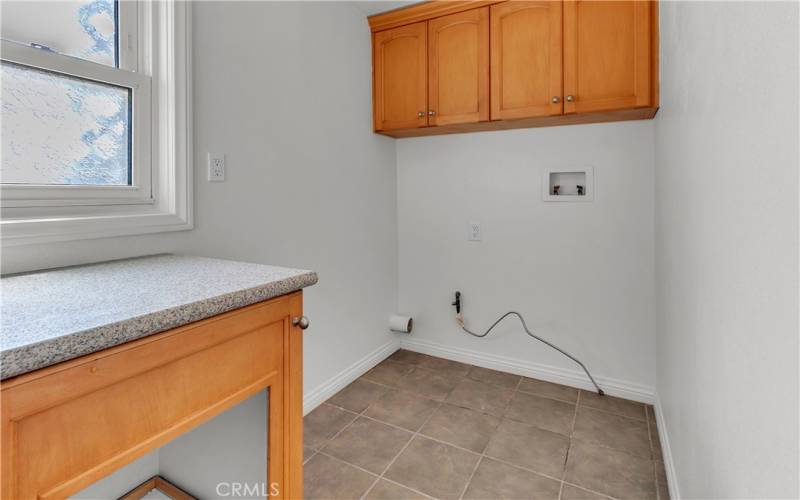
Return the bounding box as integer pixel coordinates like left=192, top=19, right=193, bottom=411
left=311, top=355, right=634, bottom=500
left=458, top=455, right=484, bottom=500
left=559, top=387, right=582, bottom=500
left=458, top=378, right=523, bottom=500
left=318, top=451, right=435, bottom=500
left=361, top=399, right=444, bottom=499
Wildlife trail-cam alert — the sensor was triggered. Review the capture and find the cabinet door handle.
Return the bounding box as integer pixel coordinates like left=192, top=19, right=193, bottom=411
left=417, top=111, right=425, bottom=118
left=292, top=316, right=310, bottom=330
left=551, top=96, right=561, bottom=104
left=428, top=110, right=436, bottom=117
left=566, top=95, right=575, bottom=102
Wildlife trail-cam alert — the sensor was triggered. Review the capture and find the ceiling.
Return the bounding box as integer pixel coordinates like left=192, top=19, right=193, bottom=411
left=350, top=1, right=420, bottom=17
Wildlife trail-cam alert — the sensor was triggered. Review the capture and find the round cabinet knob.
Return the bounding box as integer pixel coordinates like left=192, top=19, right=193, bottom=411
left=551, top=96, right=561, bottom=104
left=566, top=95, right=575, bottom=102
left=417, top=111, right=425, bottom=118
left=292, top=316, right=310, bottom=330
left=428, top=110, right=436, bottom=117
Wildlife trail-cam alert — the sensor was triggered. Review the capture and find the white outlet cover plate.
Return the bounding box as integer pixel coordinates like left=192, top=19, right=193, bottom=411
left=542, top=166, right=594, bottom=202
left=468, top=222, right=482, bottom=241
left=208, top=153, right=225, bottom=182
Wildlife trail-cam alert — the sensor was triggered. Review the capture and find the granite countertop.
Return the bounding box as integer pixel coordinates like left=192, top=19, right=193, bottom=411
left=0, top=254, right=318, bottom=380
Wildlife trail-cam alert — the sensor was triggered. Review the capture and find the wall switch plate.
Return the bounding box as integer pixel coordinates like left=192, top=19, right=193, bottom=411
left=468, top=222, right=482, bottom=241
left=208, top=153, right=225, bottom=182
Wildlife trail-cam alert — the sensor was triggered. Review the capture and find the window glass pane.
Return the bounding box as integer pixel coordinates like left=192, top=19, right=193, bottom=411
left=1, top=0, right=117, bottom=67
left=1, top=62, right=131, bottom=186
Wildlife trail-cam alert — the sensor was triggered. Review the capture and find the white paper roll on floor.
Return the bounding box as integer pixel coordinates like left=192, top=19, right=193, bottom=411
left=389, top=315, right=413, bottom=333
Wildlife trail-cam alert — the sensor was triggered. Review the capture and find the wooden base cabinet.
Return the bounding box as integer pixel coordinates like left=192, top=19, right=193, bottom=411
left=1, top=292, right=305, bottom=499
left=369, top=0, right=659, bottom=138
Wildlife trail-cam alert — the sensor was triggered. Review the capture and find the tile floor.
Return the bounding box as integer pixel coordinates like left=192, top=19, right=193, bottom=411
left=304, top=350, right=670, bottom=500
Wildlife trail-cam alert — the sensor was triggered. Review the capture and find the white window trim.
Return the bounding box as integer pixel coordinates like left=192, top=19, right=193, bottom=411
left=0, top=1, right=193, bottom=246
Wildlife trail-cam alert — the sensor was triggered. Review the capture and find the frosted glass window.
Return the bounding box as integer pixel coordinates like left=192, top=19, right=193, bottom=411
left=1, top=0, right=117, bottom=67
left=1, top=62, right=131, bottom=186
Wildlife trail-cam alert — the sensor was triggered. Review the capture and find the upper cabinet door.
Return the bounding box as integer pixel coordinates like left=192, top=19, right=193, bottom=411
left=563, top=0, right=653, bottom=114
left=490, top=1, right=563, bottom=121
left=428, top=7, right=489, bottom=126
left=373, top=21, right=428, bottom=131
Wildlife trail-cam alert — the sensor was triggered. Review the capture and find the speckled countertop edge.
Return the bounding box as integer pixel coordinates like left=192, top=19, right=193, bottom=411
left=1, top=257, right=318, bottom=380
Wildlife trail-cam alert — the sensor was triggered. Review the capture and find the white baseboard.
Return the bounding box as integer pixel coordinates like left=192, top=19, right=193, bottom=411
left=654, top=395, right=680, bottom=499
left=303, top=339, right=400, bottom=415
left=399, top=337, right=655, bottom=404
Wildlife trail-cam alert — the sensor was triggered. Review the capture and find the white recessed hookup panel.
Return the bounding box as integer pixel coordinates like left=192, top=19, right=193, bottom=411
left=543, top=167, right=594, bottom=202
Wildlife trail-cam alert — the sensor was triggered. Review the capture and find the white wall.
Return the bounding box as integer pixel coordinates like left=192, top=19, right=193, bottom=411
left=186, top=0, right=398, bottom=398
left=396, top=121, right=656, bottom=396
left=5, top=2, right=398, bottom=497
left=654, top=2, right=799, bottom=498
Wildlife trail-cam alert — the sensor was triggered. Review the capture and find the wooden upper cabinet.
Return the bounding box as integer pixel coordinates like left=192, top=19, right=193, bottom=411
left=428, top=7, right=489, bottom=126
left=563, top=0, right=654, bottom=113
left=373, top=21, right=428, bottom=131
left=368, top=0, right=658, bottom=137
left=490, top=1, right=563, bottom=120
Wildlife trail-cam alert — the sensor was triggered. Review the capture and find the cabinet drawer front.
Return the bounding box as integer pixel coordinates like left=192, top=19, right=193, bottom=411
left=373, top=21, right=428, bottom=131
left=428, top=7, right=489, bottom=126
left=490, top=1, right=563, bottom=120
left=1, top=297, right=293, bottom=499
left=564, top=0, right=654, bottom=113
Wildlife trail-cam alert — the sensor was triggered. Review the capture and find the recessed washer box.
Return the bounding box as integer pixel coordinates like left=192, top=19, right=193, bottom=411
left=543, top=167, right=594, bottom=202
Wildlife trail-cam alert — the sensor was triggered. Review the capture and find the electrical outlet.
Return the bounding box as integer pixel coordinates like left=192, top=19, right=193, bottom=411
left=208, top=153, right=225, bottom=182
left=468, top=222, right=482, bottom=241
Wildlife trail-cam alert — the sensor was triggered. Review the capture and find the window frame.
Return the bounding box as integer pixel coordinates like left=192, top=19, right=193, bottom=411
left=1, top=1, right=193, bottom=245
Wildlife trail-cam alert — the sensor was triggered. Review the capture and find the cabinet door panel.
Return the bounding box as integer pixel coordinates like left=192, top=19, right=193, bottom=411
left=563, top=0, right=653, bottom=113
left=428, top=7, right=489, bottom=126
left=373, top=22, right=428, bottom=131
left=490, top=1, right=563, bottom=120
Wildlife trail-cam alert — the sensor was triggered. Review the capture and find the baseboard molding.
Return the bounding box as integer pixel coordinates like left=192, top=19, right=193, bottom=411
left=400, top=337, right=655, bottom=404
left=654, top=395, right=680, bottom=499
left=303, top=339, right=400, bottom=415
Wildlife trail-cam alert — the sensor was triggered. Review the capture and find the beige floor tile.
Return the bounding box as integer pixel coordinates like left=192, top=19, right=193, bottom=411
left=304, top=403, right=357, bottom=449
left=365, top=389, right=440, bottom=431
left=466, top=366, right=521, bottom=389
left=388, top=349, right=429, bottom=365
left=365, top=479, right=429, bottom=500
left=463, top=457, right=561, bottom=500
left=505, top=391, right=576, bottom=436
left=484, top=419, right=569, bottom=478
left=565, top=440, right=656, bottom=500
left=322, top=417, right=413, bottom=474
left=328, top=379, right=388, bottom=413
left=384, top=436, right=480, bottom=500
left=649, top=419, right=664, bottom=461
left=363, top=360, right=414, bottom=386
left=304, top=453, right=376, bottom=500
left=518, top=377, right=579, bottom=403
left=560, top=484, right=610, bottom=500
left=445, top=378, right=514, bottom=417
left=419, top=403, right=501, bottom=453
left=655, top=460, right=670, bottom=500
left=395, top=366, right=460, bottom=402
left=416, top=355, right=471, bottom=378
left=579, top=390, right=646, bottom=420
left=572, top=407, right=651, bottom=458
